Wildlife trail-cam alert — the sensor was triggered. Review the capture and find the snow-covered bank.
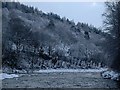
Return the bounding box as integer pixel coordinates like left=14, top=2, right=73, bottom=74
left=0, top=73, right=19, bottom=80
left=34, top=68, right=107, bottom=73
left=1, top=68, right=108, bottom=80
left=101, top=71, right=120, bottom=81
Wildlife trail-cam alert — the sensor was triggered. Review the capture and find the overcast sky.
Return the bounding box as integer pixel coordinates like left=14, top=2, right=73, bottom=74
left=22, top=2, right=105, bottom=28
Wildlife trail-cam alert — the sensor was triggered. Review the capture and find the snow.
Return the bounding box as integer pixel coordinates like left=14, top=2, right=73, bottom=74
left=12, top=43, right=17, bottom=50
left=102, top=71, right=120, bottom=81
left=0, top=68, right=108, bottom=80
left=0, top=73, right=19, bottom=80
left=34, top=68, right=107, bottom=73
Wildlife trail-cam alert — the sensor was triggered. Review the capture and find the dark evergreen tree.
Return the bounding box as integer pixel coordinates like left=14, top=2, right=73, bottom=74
left=84, top=31, right=90, bottom=40
left=103, top=1, right=120, bottom=72
left=47, top=19, right=55, bottom=29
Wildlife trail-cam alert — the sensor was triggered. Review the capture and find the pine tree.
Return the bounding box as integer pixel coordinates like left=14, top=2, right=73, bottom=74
left=103, top=1, right=120, bottom=72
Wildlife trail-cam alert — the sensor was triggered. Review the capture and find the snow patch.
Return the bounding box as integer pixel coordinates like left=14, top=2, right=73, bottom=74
left=102, top=71, right=120, bottom=81
left=34, top=68, right=107, bottom=73
left=12, top=43, right=17, bottom=50
left=0, top=73, right=19, bottom=80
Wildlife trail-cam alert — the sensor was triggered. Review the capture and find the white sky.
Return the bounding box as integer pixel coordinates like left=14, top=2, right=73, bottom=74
left=22, top=2, right=105, bottom=28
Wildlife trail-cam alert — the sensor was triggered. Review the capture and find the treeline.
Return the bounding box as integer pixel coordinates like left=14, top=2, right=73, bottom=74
left=2, top=2, right=103, bottom=34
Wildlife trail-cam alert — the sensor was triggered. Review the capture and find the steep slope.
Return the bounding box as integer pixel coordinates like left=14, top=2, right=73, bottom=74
left=2, top=2, right=106, bottom=71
